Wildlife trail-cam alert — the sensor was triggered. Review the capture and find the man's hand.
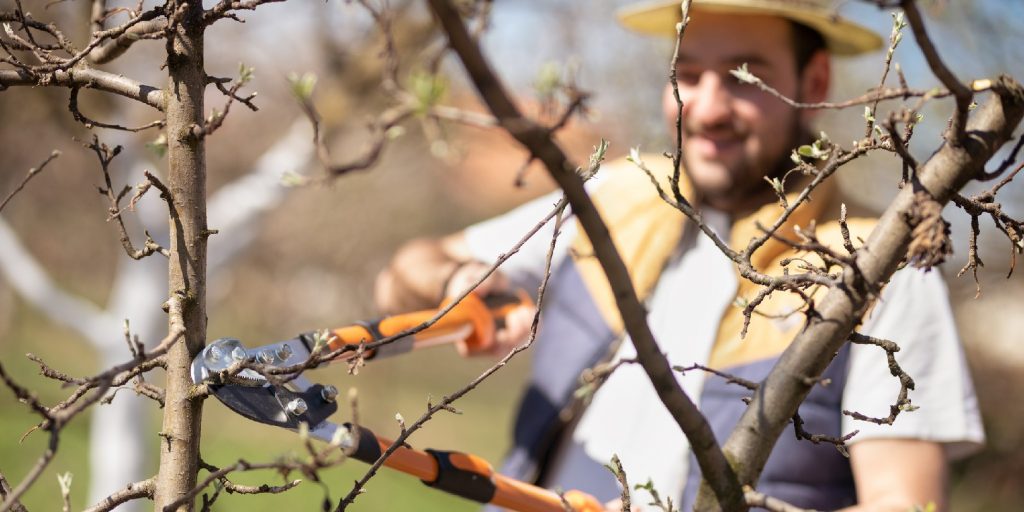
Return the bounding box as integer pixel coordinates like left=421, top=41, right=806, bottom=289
left=444, top=260, right=536, bottom=357
left=375, top=233, right=536, bottom=357
left=443, top=259, right=510, bottom=301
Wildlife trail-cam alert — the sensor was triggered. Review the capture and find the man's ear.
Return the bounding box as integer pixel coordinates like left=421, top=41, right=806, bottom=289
left=799, top=50, right=830, bottom=123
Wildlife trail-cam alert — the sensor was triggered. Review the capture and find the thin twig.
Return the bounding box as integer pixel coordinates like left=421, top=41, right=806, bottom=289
left=0, top=473, right=28, bottom=512
left=87, top=136, right=169, bottom=259
left=88, top=18, right=167, bottom=64
left=161, top=460, right=302, bottom=511
left=609, top=455, right=631, bottom=512
left=864, top=12, right=907, bottom=139
left=0, top=428, right=59, bottom=512
left=743, top=485, right=817, bottom=512
left=843, top=333, right=916, bottom=426
left=81, top=478, right=155, bottom=512
left=900, top=0, right=972, bottom=142
left=191, top=75, right=256, bottom=138
left=69, top=86, right=165, bottom=132
left=674, top=364, right=757, bottom=391
left=0, top=150, right=59, bottom=213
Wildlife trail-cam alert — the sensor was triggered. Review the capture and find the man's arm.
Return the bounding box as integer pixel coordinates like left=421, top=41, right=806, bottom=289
left=840, top=438, right=947, bottom=512
left=375, top=232, right=535, bottom=355
left=376, top=186, right=571, bottom=313
left=374, top=233, right=474, bottom=314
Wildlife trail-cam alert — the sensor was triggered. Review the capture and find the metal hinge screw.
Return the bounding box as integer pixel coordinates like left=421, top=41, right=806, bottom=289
left=257, top=349, right=275, bottom=364
left=320, top=385, right=339, bottom=403
left=276, top=344, right=293, bottom=361
left=204, top=345, right=225, bottom=365
left=285, top=398, right=308, bottom=416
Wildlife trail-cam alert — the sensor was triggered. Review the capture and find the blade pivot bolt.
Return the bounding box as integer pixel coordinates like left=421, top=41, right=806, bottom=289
left=276, top=344, right=293, bottom=361
left=285, top=398, right=308, bottom=416
left=205, top=345, right=225, bottom=365
left=257, top=349, right=275, bottom=364
left=321, top=385, right=339, bottom=403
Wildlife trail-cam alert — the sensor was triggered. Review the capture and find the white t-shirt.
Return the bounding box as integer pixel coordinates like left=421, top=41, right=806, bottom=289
left=464, top=189, right=984, bottom=502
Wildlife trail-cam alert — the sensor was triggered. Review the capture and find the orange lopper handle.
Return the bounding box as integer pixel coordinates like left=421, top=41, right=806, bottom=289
left=323, top=291, right=532, bottom=361
left=344, top=423, right=603, bottom=512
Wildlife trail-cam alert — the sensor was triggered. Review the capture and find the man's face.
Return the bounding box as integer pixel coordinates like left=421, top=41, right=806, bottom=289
left=663, top=12, right=827, bottom=212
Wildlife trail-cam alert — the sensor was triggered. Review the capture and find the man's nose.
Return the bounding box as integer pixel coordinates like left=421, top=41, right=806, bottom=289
left=687, top=71, right=734, bottom=129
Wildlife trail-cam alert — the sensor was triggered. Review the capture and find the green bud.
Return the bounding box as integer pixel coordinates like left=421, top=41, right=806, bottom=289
left=238, top=62, right=255, bottom=85
left=627, top=146, right=643, bottom=165
left=534, top=61, right=562, bottom=98
left=409, top=71, right=448, bottom=116
left=287, top=72, right=318, bottom=101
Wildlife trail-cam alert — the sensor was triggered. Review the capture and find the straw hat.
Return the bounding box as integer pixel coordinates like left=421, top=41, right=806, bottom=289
left=618, top=0, right=883, bottom=55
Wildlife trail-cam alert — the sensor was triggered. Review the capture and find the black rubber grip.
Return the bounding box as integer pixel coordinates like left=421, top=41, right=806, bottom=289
left=483, top=293, right=522, bottom=309
left=422, top=449, right=497, bottom=504
left=356, top=320, right=386, bottom=341
left=355, top=320, right=389, bottom=361
left=343, top=423, right=383, bottom=464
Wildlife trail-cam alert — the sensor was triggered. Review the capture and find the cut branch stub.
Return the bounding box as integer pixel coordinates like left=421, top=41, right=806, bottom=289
left=905, top=190, right=953, bottom=270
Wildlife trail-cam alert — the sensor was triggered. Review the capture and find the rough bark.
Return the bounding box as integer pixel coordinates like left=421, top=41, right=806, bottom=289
left=692, top=77, right=1024, bottom=510
left=152, top=1, right=208, bottom=511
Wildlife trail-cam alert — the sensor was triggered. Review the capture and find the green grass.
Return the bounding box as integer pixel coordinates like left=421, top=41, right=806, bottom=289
left=1, top=300, right=529, bottom=511
left=1, top=305, right=99, bottom=511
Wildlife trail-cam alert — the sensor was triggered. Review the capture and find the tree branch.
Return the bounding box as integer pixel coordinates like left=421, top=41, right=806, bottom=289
left=82, top=478, right=155, bottom=512
left=0, top=68, right=165, bottom=110
left=0, top=473, right=27, bottom=512
left=425, top=0, right=745, bottom=509
left=709, top=77, right=1024, bottom=509
left=0, top=150, right=59, bottom=213
left=87, top=137, right=170, bottom=260
left=0, top=304, right=173, bottom=512
left=88, top=19, right=168, bottom=65
left=900, top=0, right=972, bottom=142
left=842, top=333, right=915, bottom=426
left=743, top=486, right=816, bottom=512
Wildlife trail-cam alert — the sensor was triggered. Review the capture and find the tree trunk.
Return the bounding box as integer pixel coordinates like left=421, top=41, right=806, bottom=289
left=152, top=1, right=207, bottom=510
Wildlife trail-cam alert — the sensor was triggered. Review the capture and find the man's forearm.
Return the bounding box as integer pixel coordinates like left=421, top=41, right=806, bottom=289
left=842, top=439, right=948, bottom=512
left=375, top=237, right=464, bottom=313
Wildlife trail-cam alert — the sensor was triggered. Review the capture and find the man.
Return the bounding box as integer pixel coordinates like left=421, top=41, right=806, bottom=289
left=375, top=1, right=984, bottom=510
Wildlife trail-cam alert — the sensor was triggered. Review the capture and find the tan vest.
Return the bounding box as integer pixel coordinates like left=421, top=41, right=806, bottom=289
left=570, top=155, right=876, bottom=368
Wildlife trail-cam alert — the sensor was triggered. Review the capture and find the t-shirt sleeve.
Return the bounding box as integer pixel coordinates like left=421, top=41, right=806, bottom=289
left=463, top=189, right=579, bottom=291
left=841, top=268, right=985, bottom=460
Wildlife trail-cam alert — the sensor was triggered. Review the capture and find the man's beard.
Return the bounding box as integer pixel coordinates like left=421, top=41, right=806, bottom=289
left=682, top=114, right=811, bottom=208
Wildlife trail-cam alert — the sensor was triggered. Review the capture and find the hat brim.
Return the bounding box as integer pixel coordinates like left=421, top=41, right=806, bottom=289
left=618, top=0, right=883, bottom=56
